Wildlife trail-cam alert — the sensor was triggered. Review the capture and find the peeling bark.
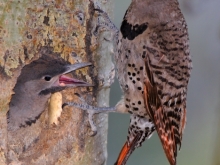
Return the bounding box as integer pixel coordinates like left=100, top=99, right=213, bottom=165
left=0, top=0, right=114, bottom=164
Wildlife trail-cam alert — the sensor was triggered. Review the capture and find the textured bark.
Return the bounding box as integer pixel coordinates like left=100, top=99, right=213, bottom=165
left=0, top=0, right=114, bottom=164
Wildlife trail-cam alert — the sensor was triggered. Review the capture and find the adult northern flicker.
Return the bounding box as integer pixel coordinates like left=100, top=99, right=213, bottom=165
left=66, top=0, right=192, bottom=164
left=8, top=53, right=91, bottom=131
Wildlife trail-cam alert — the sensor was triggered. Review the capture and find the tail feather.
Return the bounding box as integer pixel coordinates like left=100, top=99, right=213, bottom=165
left=154, top=107, right=177, bottom=165
left=114, top=134, right=141, bottom=165
left=114, top=142, right=130, bottom=165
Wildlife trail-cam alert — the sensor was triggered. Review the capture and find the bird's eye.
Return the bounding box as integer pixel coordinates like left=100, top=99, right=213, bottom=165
left=44, top=76, right=52, bottom=81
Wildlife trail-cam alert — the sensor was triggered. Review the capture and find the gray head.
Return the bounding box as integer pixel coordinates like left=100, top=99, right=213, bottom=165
left=8, top=55, right=92, bottom=131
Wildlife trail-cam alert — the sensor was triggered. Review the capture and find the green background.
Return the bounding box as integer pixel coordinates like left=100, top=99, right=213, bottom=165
left=107, top=0, right=220, bottom=165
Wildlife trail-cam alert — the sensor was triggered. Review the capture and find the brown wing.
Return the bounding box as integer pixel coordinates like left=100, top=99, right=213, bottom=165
left=143, top=58, right=186, bottom=165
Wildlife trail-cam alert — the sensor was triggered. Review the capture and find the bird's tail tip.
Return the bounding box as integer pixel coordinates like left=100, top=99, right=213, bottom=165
left=114, top=142, right=130, bottom=165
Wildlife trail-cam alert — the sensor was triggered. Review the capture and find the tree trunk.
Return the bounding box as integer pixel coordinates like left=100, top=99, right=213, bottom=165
left=0, top=0, right=114, bottom=164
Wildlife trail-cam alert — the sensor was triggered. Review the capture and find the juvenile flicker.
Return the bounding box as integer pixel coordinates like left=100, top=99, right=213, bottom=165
left=8, top=52, right=91, bottom=131
left=66, top=0, right=192, bottom=165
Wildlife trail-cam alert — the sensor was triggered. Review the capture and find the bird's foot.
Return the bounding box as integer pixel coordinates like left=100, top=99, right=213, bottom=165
left=63, top=93, right=116, bottom=136
left=93, top=3, right=119, bottom=37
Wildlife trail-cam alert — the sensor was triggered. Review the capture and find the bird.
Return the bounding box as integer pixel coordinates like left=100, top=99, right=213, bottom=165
left=66, top=1, right=192, bottom=165
left=7, top=53, right=92, bottom=131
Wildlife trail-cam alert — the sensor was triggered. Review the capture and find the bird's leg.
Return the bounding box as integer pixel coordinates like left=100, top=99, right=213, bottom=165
left=63, top=93, right=117, bottom=136
left=63, top=6, right=120, bottom=135
left=64, top=93, right=116, bottom=113
left=64, top=7, right=121, bottom=135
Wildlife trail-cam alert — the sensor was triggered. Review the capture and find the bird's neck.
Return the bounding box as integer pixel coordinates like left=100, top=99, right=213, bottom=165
left=8, top=88, right=50, bottom=131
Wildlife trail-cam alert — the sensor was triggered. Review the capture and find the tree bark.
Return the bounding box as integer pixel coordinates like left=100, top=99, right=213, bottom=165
left=0, top=0, right=114, bottom=164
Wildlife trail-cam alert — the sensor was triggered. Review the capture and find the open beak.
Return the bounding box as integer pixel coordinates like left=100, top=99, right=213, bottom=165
left=59, top=62, right=93, bottom=87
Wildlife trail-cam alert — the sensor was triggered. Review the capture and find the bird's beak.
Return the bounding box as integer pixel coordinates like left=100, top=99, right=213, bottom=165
left=59, top=62, right=93, bottom=87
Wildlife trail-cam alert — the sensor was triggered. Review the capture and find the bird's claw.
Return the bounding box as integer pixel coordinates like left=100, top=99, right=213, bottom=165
left=93, top=5, right=118, bottom=37
left=73, top=93, right=98, bottom=136
left=88, top=111, right=97, bottom=136
left=63, top=93, right=116, bottom=135
left=63, top=93, right=99, bottom=136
